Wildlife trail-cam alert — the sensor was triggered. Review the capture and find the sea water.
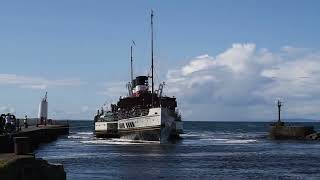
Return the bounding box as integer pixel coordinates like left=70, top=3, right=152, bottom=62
left=35, top=121, right=320, bottom=180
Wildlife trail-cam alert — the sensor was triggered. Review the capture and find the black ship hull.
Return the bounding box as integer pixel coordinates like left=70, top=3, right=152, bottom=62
left=95, top=131, right=120, bottom=138
left=118, top=126, right=161, bottom=141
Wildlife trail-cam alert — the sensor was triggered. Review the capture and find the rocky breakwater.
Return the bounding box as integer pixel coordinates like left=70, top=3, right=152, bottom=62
left=305, top=132, right=320, bottom=140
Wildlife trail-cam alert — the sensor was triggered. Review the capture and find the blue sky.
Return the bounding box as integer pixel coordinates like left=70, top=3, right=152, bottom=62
left=0, top=1, right=320, bottom=121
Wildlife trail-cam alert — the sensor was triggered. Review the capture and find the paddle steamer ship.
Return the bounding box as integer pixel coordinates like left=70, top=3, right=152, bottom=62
left=94, top=11, right=183, bottom=143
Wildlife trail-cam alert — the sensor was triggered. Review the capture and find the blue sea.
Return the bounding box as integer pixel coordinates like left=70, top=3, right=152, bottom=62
left=35, top=121, right=320, bottom=180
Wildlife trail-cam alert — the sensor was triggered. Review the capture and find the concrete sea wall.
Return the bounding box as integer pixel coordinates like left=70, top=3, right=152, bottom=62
left=0, top=124, right=69, bottom=180
left=0, top=154, right=66, bottom=180
left=269, top=125, right=314, bottom=139
left=0, top=125, right=69, bottom=153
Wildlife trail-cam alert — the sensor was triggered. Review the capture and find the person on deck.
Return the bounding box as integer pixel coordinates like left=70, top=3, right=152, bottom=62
left=0, top=115, right=4, bottom=134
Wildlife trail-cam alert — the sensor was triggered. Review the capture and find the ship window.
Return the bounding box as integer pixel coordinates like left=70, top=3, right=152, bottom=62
left=155, top=112, right=158, bottom=114
left=119, top=123, right=125, bottom=128
left=127, top=122, right=134, bottom=128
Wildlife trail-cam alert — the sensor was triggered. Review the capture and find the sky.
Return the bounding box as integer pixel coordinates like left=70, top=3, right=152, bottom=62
left=0, top=0, right=320, bottom=121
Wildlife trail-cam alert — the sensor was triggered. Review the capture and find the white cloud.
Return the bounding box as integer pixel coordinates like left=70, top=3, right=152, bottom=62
left=165, top=43, right=320, bottom=121
left=91, top=43, right=320, bottom=121
left=0, top=74, right=85, bottom=90
left=0, top=105, right=15, bottom=114
left=181, top=54, right=215, bottom=75
left=215, top=43, right=256, bottom=73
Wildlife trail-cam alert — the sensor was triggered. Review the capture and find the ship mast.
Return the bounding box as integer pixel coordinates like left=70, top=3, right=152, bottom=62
left=128, top=40, right=136, bottom=96
left=151, top=10, right=154, bottom=107
left=131, top=44, right=133, bottom=84
left=130, top=40, right=135, bottom=85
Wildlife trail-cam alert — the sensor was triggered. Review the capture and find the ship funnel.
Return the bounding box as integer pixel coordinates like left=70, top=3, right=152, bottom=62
left=132, top=76, right=149, bottom=96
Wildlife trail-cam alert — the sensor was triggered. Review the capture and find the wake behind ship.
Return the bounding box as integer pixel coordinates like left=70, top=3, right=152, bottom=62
left=94, top=11, right=183, bottom=143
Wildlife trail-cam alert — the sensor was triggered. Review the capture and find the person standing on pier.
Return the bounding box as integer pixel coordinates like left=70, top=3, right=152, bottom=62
left=10, top=115, right=16, bottom=132
left=0, top=114, right=5, bottom=134
left=24, top=115, right=28, bottom=128
left=5, top=114, right=11, bottom=133
left=16, top=118, right=20, bottom=132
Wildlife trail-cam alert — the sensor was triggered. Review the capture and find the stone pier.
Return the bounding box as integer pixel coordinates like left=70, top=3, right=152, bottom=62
left=0, top=124, right=69, bottom=180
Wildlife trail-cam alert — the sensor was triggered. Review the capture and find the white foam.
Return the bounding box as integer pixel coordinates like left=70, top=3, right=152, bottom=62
left=199, top=138, right=230, bottom=141
left=177, top=152, right=234, bottom=157
left=225, top=139, right=257, bottom=144
left=81, top=139, right=160, bottom=145
left=180, top=134, right=198, bottom=137
left=76, top=132, right=93, bottom=135
left=68, top=135, right=90, bottom=139
left=40, top=153, right=97, bottom=160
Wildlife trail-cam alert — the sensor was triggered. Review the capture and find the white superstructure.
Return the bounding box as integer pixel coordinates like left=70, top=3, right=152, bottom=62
left=95, top=107, right=183, bottom=143
left=118, top=107, right=182, bottom=143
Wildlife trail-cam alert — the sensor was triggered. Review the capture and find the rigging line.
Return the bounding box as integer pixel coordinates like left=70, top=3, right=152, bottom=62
left=151, top=10, right=154, bottom=107
left=154, top=65, right=160, bottom=87
left=147, top=56, right=161, bottom=87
